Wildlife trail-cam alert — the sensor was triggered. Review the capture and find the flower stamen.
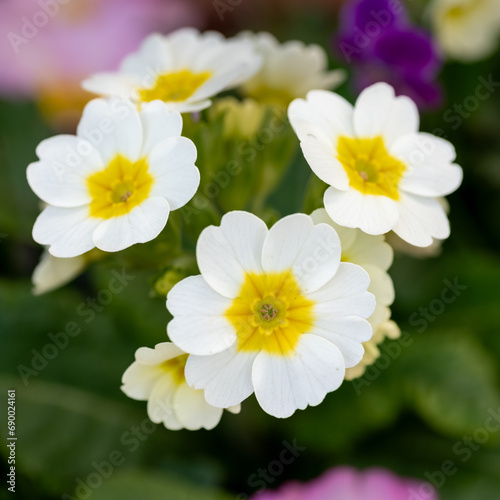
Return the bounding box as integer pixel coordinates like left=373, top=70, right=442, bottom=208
left=260, top=304, right=278, bottom=321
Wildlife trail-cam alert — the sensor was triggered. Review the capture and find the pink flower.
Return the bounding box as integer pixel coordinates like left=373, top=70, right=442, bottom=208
left=0, top=0, right=202, bottom=126
left=252, top=467, right=439, bottom=500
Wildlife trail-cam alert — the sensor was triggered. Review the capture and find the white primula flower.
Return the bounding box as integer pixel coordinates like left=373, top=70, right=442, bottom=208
left=238, top=31, right=345, bottom=108
left=32, top=250, right=86, bottom=295
left=167, top=211, right=375, bottom=419
left=430, top=0, right=500, bottom=61
left=311, top=208, right=400, bottom=380
left=288, top=82, right=463, bottom=247
left=121, top=342, right=240, bottom=431
left=82, top=28, right=262, bottom=113
left=28, top=97, right=200, bottom=258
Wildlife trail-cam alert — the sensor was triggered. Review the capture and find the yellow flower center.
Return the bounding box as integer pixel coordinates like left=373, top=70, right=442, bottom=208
left=87, top=154, right=153, bottom=219
left=161, top=354, right=189, bottom=386
left=445, top=0, right=483, bottom=20
left=138, top=69, right=212, bottom=103
left=337, top=136, right=406, bottom=200
left=225, top=271, right=315, bottom=356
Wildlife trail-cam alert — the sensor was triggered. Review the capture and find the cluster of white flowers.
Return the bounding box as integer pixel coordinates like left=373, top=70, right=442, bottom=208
left=28, top=28, right=463, bottom=430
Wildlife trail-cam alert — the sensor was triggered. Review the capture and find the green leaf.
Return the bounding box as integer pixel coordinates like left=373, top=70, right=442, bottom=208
left=0, top=376, right=143, bottom=495
left=76, top=469, right=232, bottom=500
left=398, top=331, right=500, bottom=440
left=441, top=474, right=500, bottom=500
left=284, top=375, right=402, bottom=453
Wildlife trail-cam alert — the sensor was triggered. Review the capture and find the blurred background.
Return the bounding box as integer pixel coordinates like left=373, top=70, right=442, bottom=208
left=1, top=0, right=500, bottom=499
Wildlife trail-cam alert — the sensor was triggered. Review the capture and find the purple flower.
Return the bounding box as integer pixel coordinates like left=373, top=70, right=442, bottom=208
left=335, top=0, right=443, bottom=109
left=251, top=466, right=439, bottom=500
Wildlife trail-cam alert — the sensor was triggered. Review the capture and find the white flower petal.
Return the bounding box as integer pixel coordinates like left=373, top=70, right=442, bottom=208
left=298, top=138, right=350, bottom=190
left=324, top=187, right=399, bottom=235
left=345, top=232, right=393, bottom=271
left=167, top=29, right=226, bottom=73
left=167, top=275, right=236, bottom=356
left=312, top=69, right=346, bottom=92
left=353, top=83, right=419, bottom=144
left=252, top=334, right=345, bottom=418
left=121, top=362, right=163, bottom=400
left=35, top=135, right=104, bottom=170
left=81, top=73, right=140, bottom=99
left=28, top=135, right=104, bottom=207
left=32, top=250, right=86, bottom=295
left=262, top=214, right=341, bottom=293
left=288, top=90, right=354, bottom=144
left=392, top=133, right=463, bottom=197
left=165, top=27, right=211, bottom=59
left=196, top=211, right=268, bottom=298
left=191, top=65, right=254, bottom=102
left=92, top=197, right=170, bottom=252
left=309, top=317, right=372, bottom=368
left=393, top=193, right=450, bottom=247
left=33, top=205, right=100, bottom=258
left=165, top=100, right=213, bottom=113
left=77, top=97, right=143, bottom=164
left=135, top=342, right=185, bottom=365
left=370, top=304, right=391, bottom=330
left=147, top=137, right=199, bottom=210
left=147, top=376, right=183, bottom=430
left=308, top=262, right=375, bottom=319
left=185, top=346, right=257, bottom=408
left=139, top=101, right=183, bottom=157
left=173, top=382, right=224, bottom=431
left=310, top=208, right=393, bottom=270
left=27, top=160, right=89, bottom=208
left=189, top=37, right=261, bottom=88
left=310, top=208, right=357, bottom=250
left=227, top=404, right=241, bottom=414
left=121, top=33, right=172, bottom=77
left=364, top=264, right=395, bottom=307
